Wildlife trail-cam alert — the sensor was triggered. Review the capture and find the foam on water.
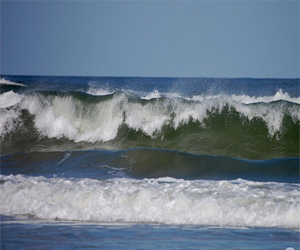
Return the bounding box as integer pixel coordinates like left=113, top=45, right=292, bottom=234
left=0, top=175, right=299, bottom=228
left=141, top=89, right=161, bottom=100
left=191, top=89, right=300, bottom=104
left=17, top=92, right=124, bottom=142
left=0, top=90, right=299, bottom=143
left=0, top=91, right=23, bottom=136
left=0, top=108, right=21, bottom=136
left=86, top=82, right=114, bottom=96
left=0, top=78, right=26, bottom=87
left=0, top=91, right=24, bottom=137
left=0, top=91, right=24, bottom=108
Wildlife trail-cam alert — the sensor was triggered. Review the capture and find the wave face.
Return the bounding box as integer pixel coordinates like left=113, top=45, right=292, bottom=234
left=1, top=89, right=299, bottom=159
left=1, top=149, right=298, bottom=183
left=1, top=76, right=299, bottom=229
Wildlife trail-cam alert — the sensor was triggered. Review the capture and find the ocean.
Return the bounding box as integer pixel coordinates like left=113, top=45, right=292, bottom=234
left=0, top=75, right=299, bottom=249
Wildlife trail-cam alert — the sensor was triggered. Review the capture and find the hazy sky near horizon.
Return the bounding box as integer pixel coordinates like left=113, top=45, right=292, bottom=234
left=1, top=0, right=299, bottom=78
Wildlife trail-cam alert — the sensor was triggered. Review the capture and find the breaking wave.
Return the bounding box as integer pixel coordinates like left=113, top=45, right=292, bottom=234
left=0, top=89, right=299, bottom=159
left=0, top=174, right=299, bottom=228
left=0, top=78, right=26, bottom=87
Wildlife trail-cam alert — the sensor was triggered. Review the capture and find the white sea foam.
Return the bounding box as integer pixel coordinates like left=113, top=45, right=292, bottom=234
left=191, top=89, right=300, bottom=104
left=0, top=108, right=21, bottom=136
left=18, top=92, right=124, bottom=142
left=0, top=90, right=299, bottom=141
left=86, top=82, right=114, bottom=96
left=0, top=91, right=23, bottom=108
left=0, top=175, right=299, bottom=228
left=141, top=90, right=161, bottom=100
left=0, top=91, right=24, bottom=137
left=55, top=152, right=72, bottom=167
left=0, top=78, right=25, bottom=86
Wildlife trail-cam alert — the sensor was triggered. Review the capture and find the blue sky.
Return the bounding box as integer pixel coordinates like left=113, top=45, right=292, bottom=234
left=1, top=0, right=299, bottom=78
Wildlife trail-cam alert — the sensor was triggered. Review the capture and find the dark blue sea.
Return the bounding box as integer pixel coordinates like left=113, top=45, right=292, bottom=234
left=1, top=76, right=299, bottom=249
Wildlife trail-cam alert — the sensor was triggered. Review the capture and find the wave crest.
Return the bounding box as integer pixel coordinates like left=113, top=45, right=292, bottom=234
left=0, top=78, right=25, bottom=87
left=1, top=90, right=299, bottom=158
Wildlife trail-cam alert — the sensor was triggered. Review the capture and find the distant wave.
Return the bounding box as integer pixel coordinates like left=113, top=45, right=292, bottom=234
left=141, top=89, right=161, bottom=100
left=1, top=90, right=299, bottom=159
left=190, top=89, right=300, bottom=104
left=86, top=81, right=115, bottom=96
left=139, top=88, right=300, bottom=104
left=0, top=78, right=25, bottom=87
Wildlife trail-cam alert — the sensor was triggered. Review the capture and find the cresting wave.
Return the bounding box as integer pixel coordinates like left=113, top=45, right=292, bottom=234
left=0, top=78, right=26, bottom=87
left=1, top=77, right=299, bottom=234
left=1, top=90, right=299, bottom=158
left=0, top=175, right=299, bottom=228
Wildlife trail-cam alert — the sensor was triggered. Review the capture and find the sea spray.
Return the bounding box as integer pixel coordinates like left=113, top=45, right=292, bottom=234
left=1, top=90, right=299, bottom=158
left=1, top=76, right=299, bottom=233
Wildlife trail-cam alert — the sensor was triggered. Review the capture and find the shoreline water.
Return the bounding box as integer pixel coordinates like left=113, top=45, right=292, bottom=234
left=1, top=215, right=299, bottom=250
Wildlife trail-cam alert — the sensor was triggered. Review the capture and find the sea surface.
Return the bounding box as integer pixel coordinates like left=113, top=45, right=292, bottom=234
left=0, top=75, right=299, bottom=249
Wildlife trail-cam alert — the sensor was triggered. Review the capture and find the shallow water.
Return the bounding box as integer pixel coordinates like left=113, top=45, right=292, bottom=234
left=1, top=215, right=299, bottom=250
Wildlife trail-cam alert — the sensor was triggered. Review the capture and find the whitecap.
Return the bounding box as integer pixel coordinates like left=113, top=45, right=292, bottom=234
left=0, top=78, right=25, bottom=87
left=1, top=175, right=299, bottom=229
left=0, top=91, right=24, bottom=108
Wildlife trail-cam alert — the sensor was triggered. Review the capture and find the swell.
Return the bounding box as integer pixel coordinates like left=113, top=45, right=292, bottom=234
left=1, top=91, right=299, bottom=159
left=1, top=148, right=299, bottom=183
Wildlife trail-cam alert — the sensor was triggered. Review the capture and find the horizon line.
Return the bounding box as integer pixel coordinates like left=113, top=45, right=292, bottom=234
left=1, top=74, right=299, bottom=80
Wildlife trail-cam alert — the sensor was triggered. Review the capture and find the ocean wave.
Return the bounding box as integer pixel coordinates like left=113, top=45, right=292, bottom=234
left=141, top=89, right=161, bottom=100
left=0, top=90, right=299, bottom=159
left=2, top=149, right=299, bottom=183
left=86, top=82, right=115, bottom=96
left=0, top=174, right=299, bottom=228
left=83, top=82, right=300, bottom=104
left=191, top=89, right=300, bottom=104
left=0, top=78, right=26, bottom=87
left=0, top=91, right=24, bottom=108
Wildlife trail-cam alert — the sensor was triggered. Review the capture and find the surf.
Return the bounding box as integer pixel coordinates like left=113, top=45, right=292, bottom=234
left=1, top=90, right=299, bottom=159
left=0, top=174, right=299, bottom=228
left=1, top=76, right=299, bottom=232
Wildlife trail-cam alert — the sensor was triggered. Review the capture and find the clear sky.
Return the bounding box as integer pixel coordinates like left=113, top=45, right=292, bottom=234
left=1, top=0, right=299, bottom=78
